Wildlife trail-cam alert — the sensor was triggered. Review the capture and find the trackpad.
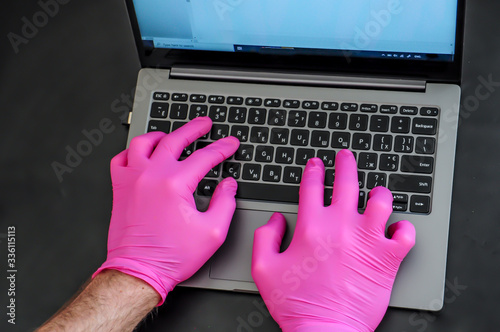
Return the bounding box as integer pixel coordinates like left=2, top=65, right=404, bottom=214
left=209, top=209, right=296, bottom=282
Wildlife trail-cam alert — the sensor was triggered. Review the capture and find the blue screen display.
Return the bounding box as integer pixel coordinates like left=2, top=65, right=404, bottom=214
left=132, top=0, right=458, bottom=60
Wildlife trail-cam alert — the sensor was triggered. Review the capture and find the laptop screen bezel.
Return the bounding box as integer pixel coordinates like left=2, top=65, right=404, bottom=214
left=124, top=0, right=465, bottom=85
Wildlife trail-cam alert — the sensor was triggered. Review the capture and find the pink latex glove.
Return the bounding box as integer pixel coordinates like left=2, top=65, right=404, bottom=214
left=252, top=150, right=416, bottom=332
left=93, top=117, right=240, bottom=305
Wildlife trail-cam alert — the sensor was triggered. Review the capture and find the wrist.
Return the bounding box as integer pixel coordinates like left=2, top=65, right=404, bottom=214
left=93, top=257, right=173, bottom=306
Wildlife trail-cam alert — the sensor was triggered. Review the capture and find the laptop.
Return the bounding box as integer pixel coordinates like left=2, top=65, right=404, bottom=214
left=123, top=0, right=465, bottom=311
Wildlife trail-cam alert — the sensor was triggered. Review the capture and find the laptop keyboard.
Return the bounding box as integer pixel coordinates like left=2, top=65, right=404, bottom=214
left=148, top=92, right=438, bottom=214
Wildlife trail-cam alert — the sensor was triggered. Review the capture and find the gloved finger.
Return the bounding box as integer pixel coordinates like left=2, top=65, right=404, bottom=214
left=298, top=158, right=325, bottom=210
left=364, top=186, right=394, bottom=231
left=127, top=132, right=167, bottom=166
left=330, top=149, right=359, bottom=210
left=152, top=117, right=212, bottom=161
left=110, top=149, right=128, bottom=168
left=387, top=220, right=416, bottom=260
left=252, top=213, right=287, bottom=280
left=181, top=136, right=240, bottom=193
left=203, top=177, right=238, bottom=248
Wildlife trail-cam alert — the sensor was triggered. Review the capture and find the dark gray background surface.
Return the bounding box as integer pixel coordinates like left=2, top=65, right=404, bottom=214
left=0, top=1, right=499, bottom=331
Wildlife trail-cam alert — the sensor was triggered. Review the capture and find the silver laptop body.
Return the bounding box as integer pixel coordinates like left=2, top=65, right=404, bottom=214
left=123, top=0, right=465, bottom=311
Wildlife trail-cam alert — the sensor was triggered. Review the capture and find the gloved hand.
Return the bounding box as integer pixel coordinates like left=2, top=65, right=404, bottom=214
left=252, top=150, right=416, bottom=332
left=93, top=117, right=240, bottom=305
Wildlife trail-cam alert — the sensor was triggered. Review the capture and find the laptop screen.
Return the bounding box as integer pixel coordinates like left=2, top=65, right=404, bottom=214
left=132, top=0, right=459, bottom=62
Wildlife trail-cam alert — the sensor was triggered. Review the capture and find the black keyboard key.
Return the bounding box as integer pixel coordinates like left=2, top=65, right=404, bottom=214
left=373, top=134, right=393, bottom=151
left=276, top=147, right=295, bottom=164
left=262, top=165, right=282, bottom=182
left=172, top=121, right=188, bottom=131
left=410, top=195, right=431, bottom=213
left=245, top=97, right=263, bottom=106
left=325, top=188, right=333, bottom=205
left=209, top=106, right=228, bottom=122
left=248, top=108, right=267, bottom=124
left=412, top=118, right=438, bottom=135
left=250, top=127, right=269, bottom=143
left=264, top=99, right=281, bottom=107
left=228, top=107, right=247, bottom=123
left=311, top=131, right=330, bottom=147
left=255, top=146, right=274, bottom=162
left=379, top=154, right=399, bottom=171
left=235, top=145, right=254, bottom=161
left=296, top=148, right=315, bottom=165
left=393, top=193, right=409, bottom=203
left=358, top=171, right=365, bottom=189
left=367, top=172, right=387, bottom=189
left=190, top=94, right=206, bottom=103
left=196, top=141, right=211, bottom=150
left=360, top=104, right=378, bottom=113
left=401, top=155, right=434, bottom=174
left=394, top=136, right=414, bottom=153
left=341, top=103, right=358, bottom=112
left=331, top=132, right=351, bottom=149
left=268, top=109, right=287, bottom=126
left=380, top=105, right=398, bottom=114
left=352, top=133, right=371, bottom=150
left=317, top=150, right=335, bottom=167
left=206, top=164, right=221, bottom=178
left=325, top=169, right=335, bottom=186
left=283, top=100, right=300, bottom=108
left=391, top=117, right=411, bottom=133
left=148, top=120, right=171, bottom=133
left=388, top=174, right=432, bottom=193
left=420, top=107, right=439, bottom=117
left=358, top=153, right=378, bottom=170
left=222, top=162, right=241, bottom=179
left=189, top=104, right=208, bottom=119
left=236, top=182, right=299, bottom=203
left=231, top=125, right=249, bottom=142
left=198, top=179, right=218, bottom=196
left=153, top=92, right=170, bottom=101
left=290, top=129, right=310, bottom=146
left=349, top=114, right=369, bottom=131
left=302, top=100, right=320, bottom=109
left=322, top=102, right=339, bottom=110
left=288, top=111, right=307, bottom=127
left=208, top=95, right=225, bottom=104
left=242, top=164, right=262, bottom=181
left=415, top=137, right=436, bottom=154
left=227, top=96, right=244, bottom=105
left=358, top=191, right=366, bottom=209
left=400, top=106, right=418, bottom=115
left=211, top=124, right=229, bottom=140
left=370, top=115, right=390, bottom=132
left=170, top=104, right=189, bottom=119
left=283, top=167, right=303, bottom=184
left=391, top=117, right=412, bottom=136
left=308, top=112, right=328, bottom=128
left=270, top=128, right=290, bottom=145
left=393, top=203, right=408, bottom=212
left=172, top=93, right=188, bottom=101
left=151, top=102, right=169, bottom=118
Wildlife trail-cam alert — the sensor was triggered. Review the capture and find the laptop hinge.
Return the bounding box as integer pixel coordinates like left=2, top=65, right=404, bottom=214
left=170, top=66, right=426, bottom=92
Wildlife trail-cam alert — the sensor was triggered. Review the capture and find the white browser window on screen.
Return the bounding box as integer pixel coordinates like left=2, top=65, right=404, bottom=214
left=133, top=0, right=458, bottom=56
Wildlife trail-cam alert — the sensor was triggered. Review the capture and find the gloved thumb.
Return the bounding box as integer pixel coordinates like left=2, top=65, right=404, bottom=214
left=252, top=212, right=287, bottom=279
left=204, top=177, right=238, bottom=246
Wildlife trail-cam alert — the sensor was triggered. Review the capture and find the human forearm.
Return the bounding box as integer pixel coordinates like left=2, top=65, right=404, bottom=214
left=37, top=270, right=160, bottom=332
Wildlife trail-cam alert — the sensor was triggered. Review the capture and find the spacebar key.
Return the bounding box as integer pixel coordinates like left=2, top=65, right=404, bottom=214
left=236, top=182, right=300, bottom=203
left=388, top=174, right=432, bottom=193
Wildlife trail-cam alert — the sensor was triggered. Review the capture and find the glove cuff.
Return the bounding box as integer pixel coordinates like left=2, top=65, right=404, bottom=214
left=285, top=324, right=363, bottom=332
left=93, top=258, right=172, bottom=306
